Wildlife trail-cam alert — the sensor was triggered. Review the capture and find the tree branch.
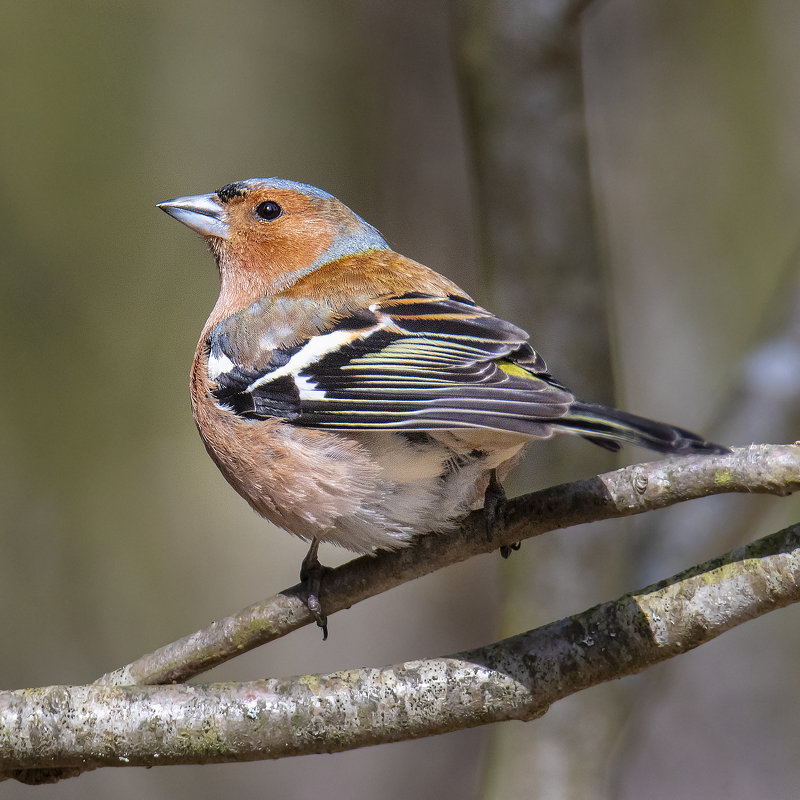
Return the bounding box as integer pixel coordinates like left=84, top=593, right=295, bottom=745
left=100, top=444, right=799, bottom=687
left=3, top=519, right=798, bottom=774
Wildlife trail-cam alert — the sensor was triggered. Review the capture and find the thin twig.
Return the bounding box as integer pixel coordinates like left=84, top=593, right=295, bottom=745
left=99, top=444, right=799, bottom=687
left=3, top=520, right=798, bottom=775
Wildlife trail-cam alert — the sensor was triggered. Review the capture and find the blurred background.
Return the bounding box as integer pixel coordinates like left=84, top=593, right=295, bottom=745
left=2, top=1, right=799, bottom=798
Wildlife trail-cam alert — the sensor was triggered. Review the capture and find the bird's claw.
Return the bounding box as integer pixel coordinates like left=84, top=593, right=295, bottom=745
left=485, top=470, right=521, bottom=557
left=500, top=541, right=522, bottom=559
left=300, top=539, right=329, bottom=640
left=484, top=469, right=506, bottom=543
left=305, top=591, right=328, bottom=640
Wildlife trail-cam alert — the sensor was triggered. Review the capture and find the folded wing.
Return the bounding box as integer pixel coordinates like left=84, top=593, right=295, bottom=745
left=208, top=292, right=575, bottom=435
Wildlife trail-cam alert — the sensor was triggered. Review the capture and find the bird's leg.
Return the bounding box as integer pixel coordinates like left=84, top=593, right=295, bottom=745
left=300, top=538, right=328, bottom=640
left=484, top=469, right=522, bottom=558
left=484, top=469, right=506, bottom=542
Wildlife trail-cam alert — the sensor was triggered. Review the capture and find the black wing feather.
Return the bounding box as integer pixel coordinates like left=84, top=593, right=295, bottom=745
left=207, top=293, right=573, bottom=434
left=205, top=291, right=728, bottom=454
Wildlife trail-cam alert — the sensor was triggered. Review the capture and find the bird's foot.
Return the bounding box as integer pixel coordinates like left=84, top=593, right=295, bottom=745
left=485, top=470, right=521, bottom=557
left=500, top=541, right=522, bottom=559
left=300, top=538, right=329, bottom=640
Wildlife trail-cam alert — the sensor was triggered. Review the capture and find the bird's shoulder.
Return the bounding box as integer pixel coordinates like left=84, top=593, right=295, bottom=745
left=194, top=249, right=572, bottom=429
left=204, top=248, right=540, bottom=380
left=287, top=249, right=469, bottom=309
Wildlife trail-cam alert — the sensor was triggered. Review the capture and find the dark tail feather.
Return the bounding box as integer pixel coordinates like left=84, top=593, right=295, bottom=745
left=562, top=401, right=730, bottom=455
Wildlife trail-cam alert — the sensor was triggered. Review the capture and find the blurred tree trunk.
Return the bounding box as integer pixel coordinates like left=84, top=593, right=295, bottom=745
left=450, top=1, right=628, bottom=797
left=582, top=3, right=800, bottom=796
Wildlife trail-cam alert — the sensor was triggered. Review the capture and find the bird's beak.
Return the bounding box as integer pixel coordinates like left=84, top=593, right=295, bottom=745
left=157, top=193, right=229, bottom=240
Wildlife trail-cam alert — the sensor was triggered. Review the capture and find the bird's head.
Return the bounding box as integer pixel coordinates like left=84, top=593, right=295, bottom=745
left=158, top=178, right=389, bottom=314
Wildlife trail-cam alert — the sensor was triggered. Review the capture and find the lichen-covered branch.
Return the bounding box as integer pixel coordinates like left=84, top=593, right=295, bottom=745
left=100, top=444, right=800, bottom=687
left=2, top=520, right=798, bottom=773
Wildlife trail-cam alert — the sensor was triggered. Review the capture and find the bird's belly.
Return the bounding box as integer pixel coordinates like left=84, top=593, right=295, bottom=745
left=195, top=393, right=527, bottom=554
left=341, top=429, right=528, bottom=542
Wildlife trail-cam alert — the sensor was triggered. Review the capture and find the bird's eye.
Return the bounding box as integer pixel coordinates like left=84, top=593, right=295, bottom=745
left=254, top=200, right=282, bottom=221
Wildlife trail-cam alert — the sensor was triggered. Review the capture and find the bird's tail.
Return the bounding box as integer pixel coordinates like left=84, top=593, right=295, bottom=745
left=559, top=400, right=729, bottom=455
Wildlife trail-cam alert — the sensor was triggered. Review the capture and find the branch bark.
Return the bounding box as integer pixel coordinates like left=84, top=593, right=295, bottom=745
left=3, top=518, right=799, bottom=774
left=97, top=444, right=799, bottom=688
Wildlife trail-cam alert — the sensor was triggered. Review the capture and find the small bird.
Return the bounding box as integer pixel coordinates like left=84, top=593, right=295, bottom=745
left=158, top=178, right=727, bottom=637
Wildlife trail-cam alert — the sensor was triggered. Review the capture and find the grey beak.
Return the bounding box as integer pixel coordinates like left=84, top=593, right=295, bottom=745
left=157, top=192, right=229, bottom=239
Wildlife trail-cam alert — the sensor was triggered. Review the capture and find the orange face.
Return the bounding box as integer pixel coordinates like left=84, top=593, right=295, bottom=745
left=213, top=185, right=341, bottom=279
left=158, top=178, right=390, bottom=320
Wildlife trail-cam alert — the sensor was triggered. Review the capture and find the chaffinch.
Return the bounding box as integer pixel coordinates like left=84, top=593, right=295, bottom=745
left=158, top=178, right=727, bottom=636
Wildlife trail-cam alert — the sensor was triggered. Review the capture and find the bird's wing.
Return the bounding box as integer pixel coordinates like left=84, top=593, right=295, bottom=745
left=207, top=292, right=575, bottom=434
